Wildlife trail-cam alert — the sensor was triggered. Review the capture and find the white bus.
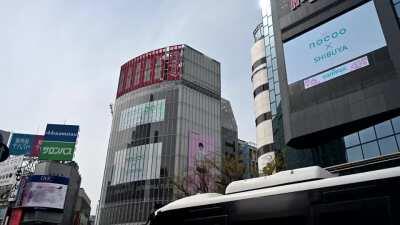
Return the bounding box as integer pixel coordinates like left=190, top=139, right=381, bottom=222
left=147, top=166, right=400, bottom=225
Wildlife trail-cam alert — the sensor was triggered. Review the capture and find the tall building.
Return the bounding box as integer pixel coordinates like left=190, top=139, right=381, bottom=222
left=256, top=0, right=400, bottom=172
left=238, top=140, right=258, bottom=178
left=251, top=24, right=275, bottom=162
left=221, top=98, right=238, bottom=159
left=98, top=45, right=222, bottom=225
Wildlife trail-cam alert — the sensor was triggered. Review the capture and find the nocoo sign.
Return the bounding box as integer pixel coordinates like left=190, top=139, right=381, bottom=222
left=39, top=124, right=79, bottom=161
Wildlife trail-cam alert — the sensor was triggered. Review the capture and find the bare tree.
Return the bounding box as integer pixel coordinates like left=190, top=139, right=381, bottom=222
left=171, top=154, right=246, bottom=198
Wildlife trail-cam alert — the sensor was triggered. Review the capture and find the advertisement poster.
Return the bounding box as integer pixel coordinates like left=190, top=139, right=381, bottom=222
left=188, top=132, right=216, bottom=193
left=22, top=175, right=69, bottom=209
left=119, top=99, right=166, bottom=131
left=43, top=124, right=79, bottom=143
left=283, top=1, right=386, bottom=85
left=40, top=124, right=79, bottom=161
left=112, top=143, right=162, bottom=185
left=9, top=133, right=35, bottom=156
left=39, top=141, right=76, bottom=161
left=31, top=135, right=44, bottom=157
left=0, top=156, right=24, bottom=187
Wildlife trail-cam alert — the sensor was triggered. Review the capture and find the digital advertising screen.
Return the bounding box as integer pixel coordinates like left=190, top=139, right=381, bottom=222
left=283, top=1, right=387, bottom=88
left=22, top=175, right=69, bottom=209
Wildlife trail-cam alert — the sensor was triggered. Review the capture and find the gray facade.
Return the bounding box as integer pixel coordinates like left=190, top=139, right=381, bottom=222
left=74, top=188, right=91, bottom=225
left=98, top=45, right=221, bottom=225
left=221, top=98, right=238, bottom=159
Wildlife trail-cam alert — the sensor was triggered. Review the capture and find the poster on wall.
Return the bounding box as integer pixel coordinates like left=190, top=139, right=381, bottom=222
left=112, top=143, right=163, bottom=185
left=39, top=124, right=79, bottom=161
left=22, top=175, right=69, bottom=209
left=188, top=132, right=216, bottom=193
left=283, top=1, right=386, bottom=87
left=119, top=99, right=166, bottom=131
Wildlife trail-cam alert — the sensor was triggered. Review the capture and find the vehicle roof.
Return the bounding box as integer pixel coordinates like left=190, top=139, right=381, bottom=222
left=156, top=166, right=400, bottom=214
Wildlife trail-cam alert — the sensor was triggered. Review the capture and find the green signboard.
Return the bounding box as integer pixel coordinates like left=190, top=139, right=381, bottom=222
left=39, top=141, right=76, bottom=161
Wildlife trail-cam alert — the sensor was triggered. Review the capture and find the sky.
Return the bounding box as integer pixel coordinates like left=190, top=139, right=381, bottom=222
left=0, top=0, right=261, bottom=212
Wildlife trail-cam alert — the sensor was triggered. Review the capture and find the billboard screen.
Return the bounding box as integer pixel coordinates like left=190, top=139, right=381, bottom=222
left=22, top=175, right=69, bottom=209
left=8, top=134, right=43, bottom=157
left=0, top=156, right=24, bottom=187
left=119, top=99, right=166, bottom=131
left=283, top=1, right=386, bottom=86
left=112, top=143, right=162, bottom=185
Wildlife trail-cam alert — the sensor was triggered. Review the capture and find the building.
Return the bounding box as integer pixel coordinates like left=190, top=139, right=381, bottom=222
left=221, top=98, right=238, bottom=160
left=250, top=24, right=275, bottom=163
left=73, top=188, right=91, bottom=225
left=22, top=161, right=82, bottom=225
left=238, top=140, right=258, bottom=178
left=256, top=0, right=400, bottom=172
left=97, top=45, right=222, bottom=225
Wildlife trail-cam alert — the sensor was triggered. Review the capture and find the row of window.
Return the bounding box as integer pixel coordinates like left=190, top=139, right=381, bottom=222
left=262, top=14, right=281, bottom=118
left=345, top=116, right=400, bottom=162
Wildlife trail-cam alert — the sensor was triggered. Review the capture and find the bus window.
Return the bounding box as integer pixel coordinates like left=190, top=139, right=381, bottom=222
left=184, top=215, right=227, bottom=225
left=314, top=197, right=392, bottom=225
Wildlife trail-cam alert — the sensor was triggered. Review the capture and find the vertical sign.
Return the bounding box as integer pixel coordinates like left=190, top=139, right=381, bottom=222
left=8, top=208, right=23, bottom=225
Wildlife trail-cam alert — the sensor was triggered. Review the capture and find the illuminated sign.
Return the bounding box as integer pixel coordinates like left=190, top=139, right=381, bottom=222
left=283, top=1, right=387, bottom=86
left=304, top=56, right=370, bottom=89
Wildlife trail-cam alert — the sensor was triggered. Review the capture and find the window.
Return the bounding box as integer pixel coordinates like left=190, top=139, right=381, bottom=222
left=362, top=141, right=380, bottom=159
left=344, top=133, right=360, bottom=147
left=378, top=136, right=399, bottom=155
left=359, top=127, right=376, bottom=143
left=144, top=59, right=151, bottom=81
left=346, top=146, right=363, bottom=162
left=395, top=3, right=400, bottom=17
left=392, top=116, right=400, bottom=133
left=375, top=121, right=394, bottom=138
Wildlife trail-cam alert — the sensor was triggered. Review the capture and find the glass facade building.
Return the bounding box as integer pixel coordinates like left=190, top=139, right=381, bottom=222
left=257, top=0, right=400, bottom=171
left=97, top=45, right=222, bottom=225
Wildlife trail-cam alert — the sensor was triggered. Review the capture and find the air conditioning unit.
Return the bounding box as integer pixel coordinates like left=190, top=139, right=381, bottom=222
left=225, top=166, right=337, bottom=194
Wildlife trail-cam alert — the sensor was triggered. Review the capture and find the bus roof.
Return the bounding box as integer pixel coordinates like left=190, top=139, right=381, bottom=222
left=156, top=166, right=400, bottom=214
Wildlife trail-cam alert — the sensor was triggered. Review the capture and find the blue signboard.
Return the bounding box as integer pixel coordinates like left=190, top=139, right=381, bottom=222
left=9, top=133, right=36, bottom=155
left=44, top=124, right=79, bottom=143
left=29, top=175, right=69, bottom=185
